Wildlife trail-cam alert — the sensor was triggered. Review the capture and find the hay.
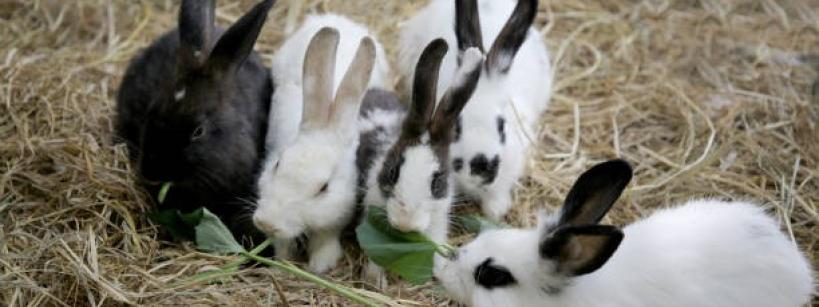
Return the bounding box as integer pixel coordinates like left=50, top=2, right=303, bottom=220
left=1, top=0, right=817, bottom=305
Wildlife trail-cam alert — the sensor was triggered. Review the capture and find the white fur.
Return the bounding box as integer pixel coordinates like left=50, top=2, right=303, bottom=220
left=253, top=14, right=390, bottom=274
left=436, top=199, right=815, bottom=307
left=398, top=0, right=553, bottom=220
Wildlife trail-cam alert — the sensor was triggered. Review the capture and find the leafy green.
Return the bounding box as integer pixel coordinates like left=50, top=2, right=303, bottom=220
left=452, top=214, right=504, bottom=233
left=158, top=182, right=173, bottom=204
left=194, top=209, right=246, bottom=254
left=147, top=209, right=197, bottom=241
left=356, top=206, right=442, bottom=285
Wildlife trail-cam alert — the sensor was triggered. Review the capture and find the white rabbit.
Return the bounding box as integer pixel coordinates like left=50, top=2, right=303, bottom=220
left=359, top=40, right=484, bottom=287
left=253, top=15, right=390, bottom=274
left=435, top=160, right=815, bottom=307
left=398, top=0, right=553, bottom=221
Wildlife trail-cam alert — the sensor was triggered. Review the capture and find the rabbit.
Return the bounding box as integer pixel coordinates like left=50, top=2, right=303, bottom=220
left=435, top=160, right=815, bottom=307
left=359, top=39, right=484, bottom=287
left=115, top=0, right=276, bottom=241
left=252, top=14, right=390, bottom=274
left=398, top=0, right=553, bottom=221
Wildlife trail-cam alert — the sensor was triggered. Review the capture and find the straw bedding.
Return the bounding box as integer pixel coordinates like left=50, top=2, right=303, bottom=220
left=1, top=0, right=816, bottom=306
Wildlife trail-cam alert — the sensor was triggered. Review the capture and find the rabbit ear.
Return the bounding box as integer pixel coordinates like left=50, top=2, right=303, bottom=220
left=455, top=0, right=485, bottom=56
left=178, top=0, right=216, bottom=69
left=301, top=27, right=340, bottom=131
left=539, top=225, right=623, bottom=276
left=557, top=160, right=632, bottom=227
left=265, top=83, right=302, bottom=158
left=207, top=0, right=275, bottom=73
left=328, top=37, right=376, bottom=131
left=400, top=39, right=449, bottom=141
left=429, top=47, right=483, bottom=146
left=486, top=0, right=537, bottom=75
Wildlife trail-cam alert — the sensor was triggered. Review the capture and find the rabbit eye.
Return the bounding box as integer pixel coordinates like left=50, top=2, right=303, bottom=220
left=474, top=258, right=517, bottom=289
left=190, top=125, right=206, bottom=141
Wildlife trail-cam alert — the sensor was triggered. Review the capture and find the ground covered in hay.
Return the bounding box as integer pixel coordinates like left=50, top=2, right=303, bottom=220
left=1, top=0, right=817, bottom=306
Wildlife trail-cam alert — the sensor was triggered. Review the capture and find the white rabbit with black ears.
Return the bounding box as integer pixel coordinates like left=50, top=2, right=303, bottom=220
left=359, top=39, right=484, bottom=287
left=253, top=15, right=389, bottom=274
left=435, top=160, right=815, bottom=307
left=398, top=0, right=553, bottom=221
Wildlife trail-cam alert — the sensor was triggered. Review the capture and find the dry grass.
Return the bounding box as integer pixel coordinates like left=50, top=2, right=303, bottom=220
left=1, top=0, right=817, bottom=306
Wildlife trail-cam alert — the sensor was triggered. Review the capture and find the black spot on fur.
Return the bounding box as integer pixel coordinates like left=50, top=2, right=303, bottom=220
left=453, top=158, right=464, bottom=172
left=431, top=170, right=448, bottom=199
left=453, top=117, right=462, bottom=142
left=474, top=258, right=517, bottom=289
left=378, top=153, right=405, bottom=198
left=356, top=88, right=406, bottom=204
left=469, top=154, right=500, bottom=184
left=496, top=116, right=506, bottom=144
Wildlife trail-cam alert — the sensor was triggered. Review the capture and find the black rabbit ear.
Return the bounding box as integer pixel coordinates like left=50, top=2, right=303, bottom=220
left=429, top=48, right=482, bottom=146
left=401, top=39, right=448, bottom=141
left=558, top=160, right=632, bottom=227
left=178, top=0, right=216, bottom=68
left=455, top=0, right=485, bottom=55
left=486, top=0, right=538, bottom=75
left=207, top=0, right=275, bottom=72
left=539, top=225, right=623, bottom=276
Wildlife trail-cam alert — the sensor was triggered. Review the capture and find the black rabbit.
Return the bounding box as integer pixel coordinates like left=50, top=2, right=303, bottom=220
left=115, top=0, right=276, bottom=242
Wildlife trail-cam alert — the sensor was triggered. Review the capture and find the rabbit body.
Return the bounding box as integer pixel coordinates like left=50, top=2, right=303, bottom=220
left=253, top=14, right=389, bottom=273
left=438, top=197, right=814, bottom=307
left=116, top=0, right=275, bottom=240
left=398, top=0, right=553, bottom=220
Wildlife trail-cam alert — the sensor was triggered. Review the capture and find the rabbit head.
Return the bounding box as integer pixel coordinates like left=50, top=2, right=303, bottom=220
left=124, top=0, right=274, bottom=186
left=376, top=40, right=483, bottom=233
left=253, top=28, right=376, bottom=239
left=436, top=160, right=632, bottom=306
left=449, top=0, right=538, bottom=190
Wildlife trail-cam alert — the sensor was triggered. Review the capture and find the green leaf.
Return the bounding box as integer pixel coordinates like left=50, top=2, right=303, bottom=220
left=194, top=208, right=246, bottom=254
left=157, top=182, right=173, bottom=204
left=147, top=209, right=196, bottom=241
left=356, top=206, right=439, bottom=285
left=452, top=214, right=504, bottom=233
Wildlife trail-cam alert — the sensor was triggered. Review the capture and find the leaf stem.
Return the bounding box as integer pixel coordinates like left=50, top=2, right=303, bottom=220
left=241, top=252, right=380, bottom=307
left=175, top=239, right=272, bottom=287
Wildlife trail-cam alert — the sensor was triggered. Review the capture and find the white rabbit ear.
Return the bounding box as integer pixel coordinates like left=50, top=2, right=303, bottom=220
left=328, top=36, right=376, bottom=133
left=557, top=159, right=632, bottom=227
left=266, top=83, right=302, bottom=157
left=301, top=27, right=340, bottom=131
left=486, top=0, right=538, bottom=75
left=539, top=225, right=623, bottom=276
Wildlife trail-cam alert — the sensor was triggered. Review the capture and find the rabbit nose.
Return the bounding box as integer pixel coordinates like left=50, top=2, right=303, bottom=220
left=253, top=216, right=280, bottom=236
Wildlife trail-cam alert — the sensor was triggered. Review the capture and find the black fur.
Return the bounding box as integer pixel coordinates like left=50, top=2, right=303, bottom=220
left=558, top=159, right=632, bottom=227
left=453, top=116, right=462, bottom=142
left=455, top=0, right=485, bottom=56
left=496, top=116, right=506, bottom=144
left=539, top=225, right=624, bottom=276
left=430, top=170, right=448, bottom=199
left=452, top=157, right=464, bottom=172
left=474, top=258, right=517, bottom=289
left=469, top=154, right=500, bottom=184
left=356, top=89, right=406, bottom=204
left=115, top=0, right=276, bottom=242
left=486, top=0, right=538, bottom=74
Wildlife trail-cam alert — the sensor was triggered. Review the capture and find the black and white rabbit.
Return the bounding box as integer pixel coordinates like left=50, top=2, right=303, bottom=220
left=398, top=0, right=553, bottom=220
left=116, top=0, right=275, bottom=239
left=359, top=39, right=484, bottom=286
left=436, top=160, right=815, bottom=307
